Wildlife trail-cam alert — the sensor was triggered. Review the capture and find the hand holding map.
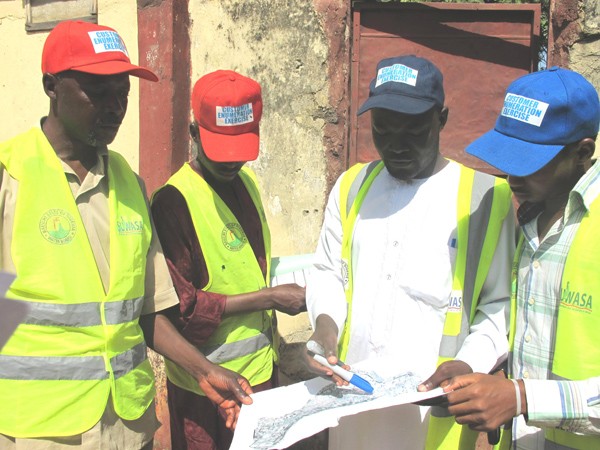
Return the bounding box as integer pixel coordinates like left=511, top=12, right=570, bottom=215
left=231, top=357, right=445, bottom=450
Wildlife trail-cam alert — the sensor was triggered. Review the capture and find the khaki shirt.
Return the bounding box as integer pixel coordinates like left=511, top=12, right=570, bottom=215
left=0, top=131, right=178, bottom=315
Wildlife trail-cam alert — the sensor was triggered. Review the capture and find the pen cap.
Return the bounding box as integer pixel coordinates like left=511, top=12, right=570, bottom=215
left=306, top=340, right=325, bottom=356
left=349, top=374, right=374, bottom=394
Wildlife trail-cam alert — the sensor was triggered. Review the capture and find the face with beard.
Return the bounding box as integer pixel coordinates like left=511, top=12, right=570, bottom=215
left=370, top=106, right=448, bottom=181
left=49, top=71, right=130, bottom=149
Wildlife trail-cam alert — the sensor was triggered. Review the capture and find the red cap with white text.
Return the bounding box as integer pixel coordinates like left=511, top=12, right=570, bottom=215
left=192, top=70, right=262, bottom=162
left=42, top=20, right=157, bottom=81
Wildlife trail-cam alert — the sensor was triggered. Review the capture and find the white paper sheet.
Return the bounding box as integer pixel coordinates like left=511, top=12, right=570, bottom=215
left=231, top=358, right=445, bottom=450
left=0, top=272, right=29, bottom=351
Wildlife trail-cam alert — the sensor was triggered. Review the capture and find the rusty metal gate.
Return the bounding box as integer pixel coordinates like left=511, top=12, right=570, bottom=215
left=350, top=2, right=541, bottom=174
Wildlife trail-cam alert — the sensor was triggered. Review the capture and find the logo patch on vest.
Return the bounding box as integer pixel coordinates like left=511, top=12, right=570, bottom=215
left=341, top=259, right=349, bottom=289
left=561, top=282, right=593, bottom=314
left=117, top=216, right=144, bottom=235
left=39, top=209, right=77, bottom=245
left=221, top=223, right=247, bottom=251
left=448, top=290, right=463, bottom=313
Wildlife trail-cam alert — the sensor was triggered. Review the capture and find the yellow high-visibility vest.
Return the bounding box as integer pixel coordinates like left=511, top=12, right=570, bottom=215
left=338, top=161, right=512, bottom=450
left=0, top=128, right=154, bottom=437
left=503, top=196, right=600, bottom=450
left=158, top=163, right=275, bottom=395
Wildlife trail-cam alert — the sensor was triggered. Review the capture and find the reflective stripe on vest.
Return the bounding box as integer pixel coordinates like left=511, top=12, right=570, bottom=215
left=508, top=197, right=600, bottom=450
left=201, top=327, right=273, bottom=364
left=438, top=169, right=505, bottom=360
left=0, top=128, right=154, bottom=437
left=21, top=297, right=143, bottom=327
left=429, top=167, right=510, bottom=450
left=337, top=161, right=511, bottom=450
left=338, top=161, right=384, bottom=360
left=159, top=163, right=275, bottom=395
left=507, top=236, right=522, bottom=372
left=0, top=341, right=147, bottom=381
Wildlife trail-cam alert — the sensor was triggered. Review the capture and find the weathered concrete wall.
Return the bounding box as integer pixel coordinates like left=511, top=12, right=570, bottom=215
left=0, top=2, right=46, bottom=142
left=551, top=0, right=600, bottom=155
left=569, top=0, right=600, bottom=90
left=0, top=0, right=143, bottom=169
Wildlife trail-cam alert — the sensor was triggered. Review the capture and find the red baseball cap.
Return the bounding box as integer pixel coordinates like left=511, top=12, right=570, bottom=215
left=42, top=20, right=158, bottom=82
left=192, top=70, right=262, bottom=162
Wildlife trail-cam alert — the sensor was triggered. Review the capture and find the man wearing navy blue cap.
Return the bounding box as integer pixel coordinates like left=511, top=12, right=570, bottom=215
left=442, top=68, right=600, bottom=450
left=305, top=55, right=516, bottom=449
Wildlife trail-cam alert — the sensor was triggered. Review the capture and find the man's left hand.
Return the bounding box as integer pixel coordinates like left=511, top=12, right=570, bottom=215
left=418, top=360, right=473, bottom=391
left=413, top=360, right=472, bottom=406
left=442, top=373, right=518, bottom=431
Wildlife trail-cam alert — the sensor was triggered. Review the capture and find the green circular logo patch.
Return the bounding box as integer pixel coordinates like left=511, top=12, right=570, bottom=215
left=39, top=209, right=77, bottom=245
left=221, top=223, right=247, bottom=251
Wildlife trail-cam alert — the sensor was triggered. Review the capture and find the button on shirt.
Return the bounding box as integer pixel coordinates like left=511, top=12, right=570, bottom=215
left=512, top=160, right=600, bottom=449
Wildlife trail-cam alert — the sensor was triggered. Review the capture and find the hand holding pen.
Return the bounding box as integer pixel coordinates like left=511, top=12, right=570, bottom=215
left=306, top=339, right=374, bottom=394
left=302, top=314, right=373, bottom=392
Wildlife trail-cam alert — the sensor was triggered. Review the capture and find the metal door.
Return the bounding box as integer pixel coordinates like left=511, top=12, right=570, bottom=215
left=350, top=2, right=541, bottom=174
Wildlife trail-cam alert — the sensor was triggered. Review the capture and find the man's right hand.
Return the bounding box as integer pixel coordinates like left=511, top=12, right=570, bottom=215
left=197, top=365, right=254, bottom=430
left=266, top=283, right=306, bottom=315
left=303, top=314, right=349, bottom=386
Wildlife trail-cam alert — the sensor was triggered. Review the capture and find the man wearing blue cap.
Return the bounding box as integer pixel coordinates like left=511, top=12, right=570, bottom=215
left=304, top=55, right=516, bottom=449
left=441, top=68, right=600, bottom=449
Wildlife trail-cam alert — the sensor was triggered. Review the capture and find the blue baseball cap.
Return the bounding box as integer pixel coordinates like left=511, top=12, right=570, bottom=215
left=466, top=67, right=600, bottom=177
left=357, top=55, right=445, bottom=116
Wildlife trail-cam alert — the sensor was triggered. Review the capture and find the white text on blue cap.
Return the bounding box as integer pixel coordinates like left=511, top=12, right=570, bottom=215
left=375, top=64, right=418, bottom=88
left=501, top=93, right=549, bottom=127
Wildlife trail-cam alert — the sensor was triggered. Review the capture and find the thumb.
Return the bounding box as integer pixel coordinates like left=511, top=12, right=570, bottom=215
left=235, top=377, right=254, bottom=405
left=418, top=367, right=445, bottom=392
left=325, top=350, right=339, bottom=366
left=442, top=374, right=477, bottom=393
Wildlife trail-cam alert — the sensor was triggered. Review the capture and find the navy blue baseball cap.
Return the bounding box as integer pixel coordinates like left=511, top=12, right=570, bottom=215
left=357, top=55, right=445, bottom=116
left=467, top=67, right=600, bottom=177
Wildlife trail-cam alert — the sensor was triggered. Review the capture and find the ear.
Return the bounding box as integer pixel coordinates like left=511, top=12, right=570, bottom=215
left=439, top=107, right=449, bottom=130
left=574, top=138, right=595, bottom=166
left=42, top=73, right=60, bottom=100
left=189, top=122, right=200, bottom=143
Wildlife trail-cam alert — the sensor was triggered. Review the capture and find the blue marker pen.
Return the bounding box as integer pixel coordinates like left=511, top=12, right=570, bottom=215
left=307, top=340, right=374, bottom=394
left=312, top=353, right=374, bottom=394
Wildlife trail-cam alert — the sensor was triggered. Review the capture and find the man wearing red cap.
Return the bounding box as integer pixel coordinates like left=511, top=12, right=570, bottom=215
left=0, top=21, right=252, bottom=450
left=151, top=70, right=306, bottom=450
